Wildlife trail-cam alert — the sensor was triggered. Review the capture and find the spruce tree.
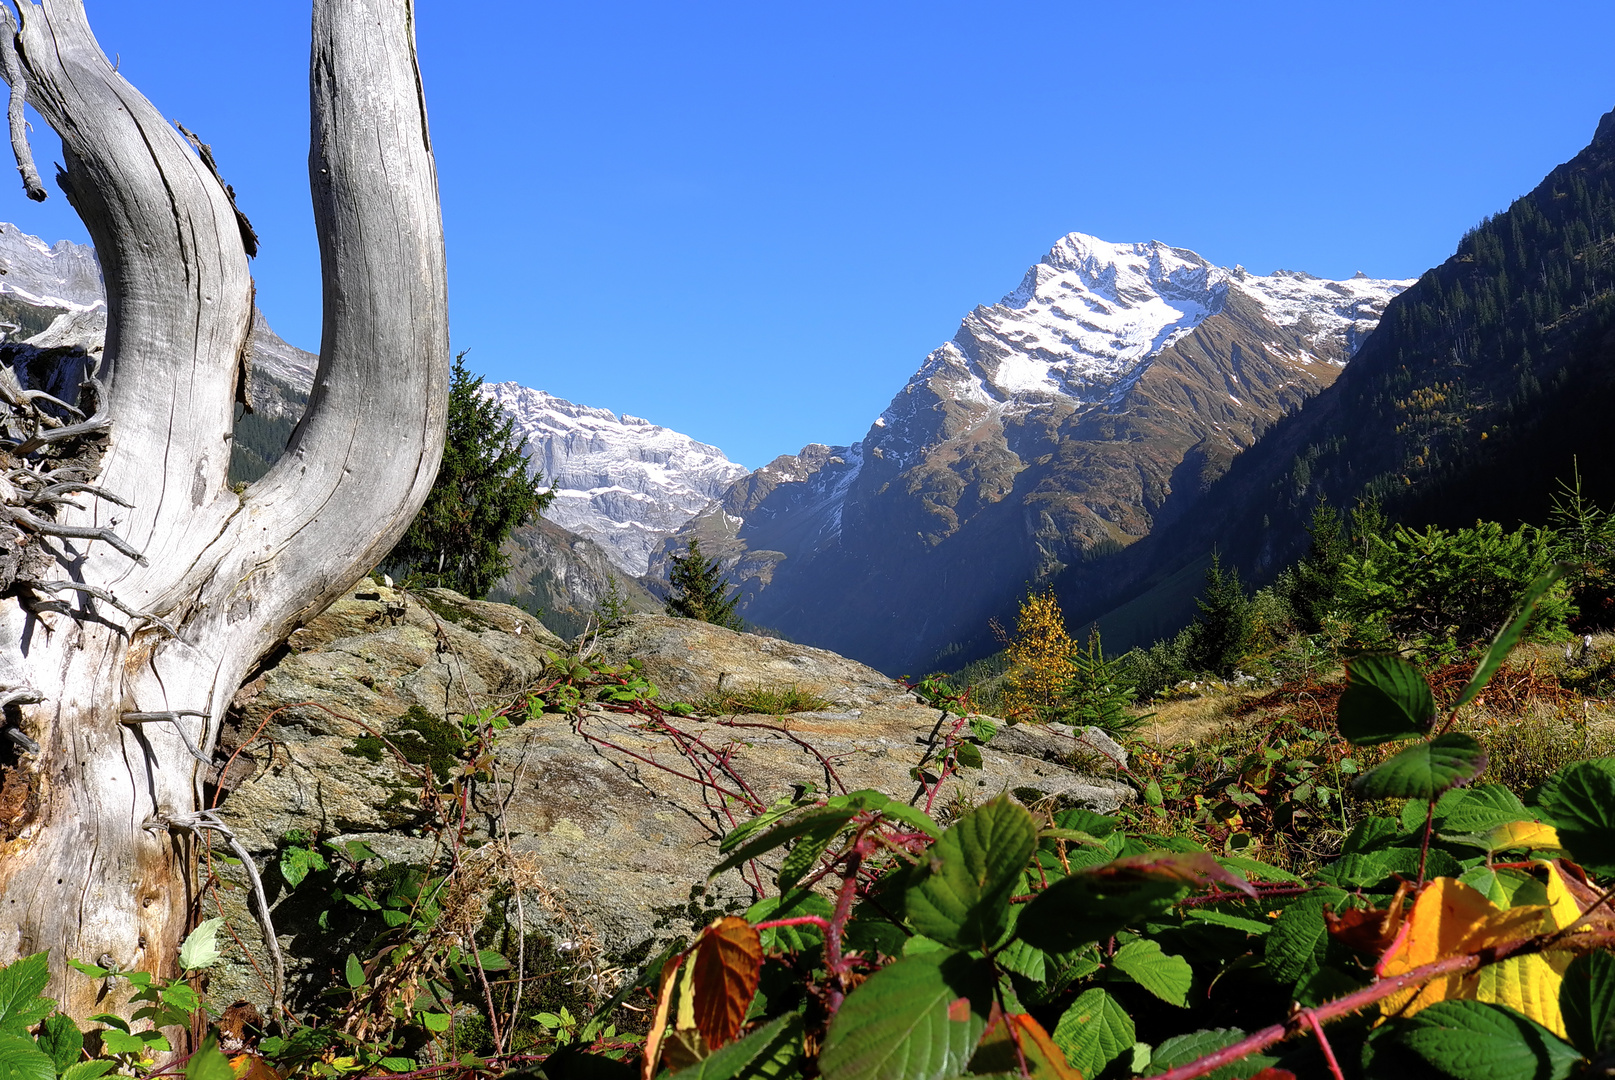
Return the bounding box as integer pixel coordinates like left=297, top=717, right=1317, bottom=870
left=1058, top=627, right=1143, bottom=737
left=665, top=538, right=744, bottom=629
left=1287, top=501, right=1350, bottom=632
left=384, top=352, right=553, bottom=598
left=1185, top=553, right=1254, bottom=678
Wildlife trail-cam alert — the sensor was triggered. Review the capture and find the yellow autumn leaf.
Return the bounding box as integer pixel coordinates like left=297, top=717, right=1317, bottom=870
left=1484, top=820, right=1562, bottom=853
left=1539, top=859, right=1598, bottom=932
left=1379, top=877, right=1566, bottom=1035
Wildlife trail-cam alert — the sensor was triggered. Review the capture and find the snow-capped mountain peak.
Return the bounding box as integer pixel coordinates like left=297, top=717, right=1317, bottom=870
left=482, top=383, right=748, bottom=576
left=923, top=231, right=1412, bottom=410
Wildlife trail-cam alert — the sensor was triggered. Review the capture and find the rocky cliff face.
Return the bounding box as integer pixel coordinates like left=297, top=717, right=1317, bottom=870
left=0, top=222, right=102, bottom=312
left=484, top=384, right=748, bottom=577
left=490, top=516, right=662, bottom=638
left=0, top=222, right=315, bottom=433
left=660, top=235, right=1410, bottom=674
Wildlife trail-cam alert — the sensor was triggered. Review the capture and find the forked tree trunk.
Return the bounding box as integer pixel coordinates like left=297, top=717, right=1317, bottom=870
left=0, top=0, right=447, bottom=1017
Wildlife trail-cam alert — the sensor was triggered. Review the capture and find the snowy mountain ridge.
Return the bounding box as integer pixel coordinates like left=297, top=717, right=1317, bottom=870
left=0, top=223, right=103, bottom=312
left=652, top=231, right=1415, bottom=673
left=481, top=383, right=747, bottom=576
left=906, top=232, right=1409, bottom=413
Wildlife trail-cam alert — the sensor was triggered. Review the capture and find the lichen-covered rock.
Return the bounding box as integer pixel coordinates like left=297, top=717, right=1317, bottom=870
left=206, top=604, right=1132, bottom=1011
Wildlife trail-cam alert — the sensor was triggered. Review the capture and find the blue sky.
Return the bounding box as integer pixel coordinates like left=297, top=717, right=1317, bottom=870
left=4, top=2, right=1614, bottom=468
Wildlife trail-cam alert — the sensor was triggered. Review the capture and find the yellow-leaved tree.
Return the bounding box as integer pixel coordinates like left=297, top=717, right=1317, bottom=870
left=1000, top=587, right=1076, bottom=722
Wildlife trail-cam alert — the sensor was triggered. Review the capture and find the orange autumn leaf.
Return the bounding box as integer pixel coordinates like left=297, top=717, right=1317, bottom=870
left=690, top=916, right=764, bottom=1051
left=1544, top=859, right=1615, bottom=934
left=228, top=1054, right=282, bottom=1080
left=641, top=946, right=688, bottom=1080
left=1378, top=877, right=1564, bottom=1035
left=968, top=1009, right=1083, bottom=1079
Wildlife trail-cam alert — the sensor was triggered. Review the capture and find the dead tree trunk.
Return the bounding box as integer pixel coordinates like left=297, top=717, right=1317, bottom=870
left=0, top=0, right=447, bottom=1018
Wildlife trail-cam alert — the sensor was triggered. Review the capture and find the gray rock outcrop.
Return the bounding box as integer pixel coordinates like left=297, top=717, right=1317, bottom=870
left=205, top=601, right=1132, bottom=1010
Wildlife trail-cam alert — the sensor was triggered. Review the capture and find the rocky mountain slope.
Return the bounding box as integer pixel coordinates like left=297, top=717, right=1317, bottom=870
left=489, top=516, right=662, bottom=638
left=660, top=235, right=1410, bottom=674
left=0, top=223, right=673, bottom=634
left=0, top=221, right=315, bottom=471
left=484, top=383, right=748, bottom=577
left=1073, top=105, right=1615, bottom=645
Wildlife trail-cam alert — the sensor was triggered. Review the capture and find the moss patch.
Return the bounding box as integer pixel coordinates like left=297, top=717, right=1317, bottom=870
left=340, top=705, right=465, bottom=780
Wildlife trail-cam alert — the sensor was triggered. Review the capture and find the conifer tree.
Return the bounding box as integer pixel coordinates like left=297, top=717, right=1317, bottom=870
left=1000, top=587, right=1076, bottom=723
left=1185, top=553, right=1253, bottom=678
left=1058, top=627, right=1143, bottom=737
left=665, top=538, right=744, bottom=629
left=385, top=352, right=554, bottom=598
left=1287, top=502, right=1350, bottom=632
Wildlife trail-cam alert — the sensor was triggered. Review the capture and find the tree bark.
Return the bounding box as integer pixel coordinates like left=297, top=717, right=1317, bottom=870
left=0, top=0, right=447, bottom=1019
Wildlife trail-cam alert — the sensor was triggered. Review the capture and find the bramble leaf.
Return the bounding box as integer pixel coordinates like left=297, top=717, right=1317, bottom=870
left=777, top=815, right=846, bottom=891
left=184, top=1037, right=235, bottom=1080
left=1535, top=757, right=1615, bottom=874
left=1436, top=784, right=1531, bottom=834
left=1052, top=988, right=1134, bottom=1078
left=60, top=1062, right=116, bottom=1080
left=1560, top=951, right=1615, bottom=1058
left=1112, top=940, right=1192, bottom=1007
left=37, top=1012, right=83, bottom=1072
left=179, top=916, right=226, bottom=970
left=1265, top=890, right=1347, bottom=989
left=905, top=795, right=1036, bottom=951
left=0, top=1035, right=54, bottom=1080
left=747, top=889, right=833, bottom=953
left=1185, top=910, right=1273, bottom=936
left=1378, top=878, right=1562, bottom=1032
left=1354, top=734, right=1487, bottom=801
left=708, top=808, right=858, bottom=882
left=718, top=793, right=810, bottom=855
left=1144, top=1027, right=1278, bottom=1077
left=1018, top=867, right=1186, bottom=953
left=663, top=1013, right=802, bottom=1080
left=690, top=917, right=763, bottom=1051
left=967, top=1011, right=1081, bottom=1078
left=818, top=951, right=991, bottom=1080
left=0, top=952, right=52, bottom=1036
left=1389, top=999, right=1582, bottom=1080
left=1338, top=653, right=1436, bottom=745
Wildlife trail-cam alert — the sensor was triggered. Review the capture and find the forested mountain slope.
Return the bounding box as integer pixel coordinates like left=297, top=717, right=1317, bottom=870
left=1072, top=106, right=1615, bottom=650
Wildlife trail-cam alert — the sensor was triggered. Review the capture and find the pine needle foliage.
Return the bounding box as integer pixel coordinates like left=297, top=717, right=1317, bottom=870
left=1058, top=627, right=1145, bottom=737
left=665, top=538, right=743, bottom=630
left=1185, top=552, right=1254, bottom=678
left=385, top=352, right=553, bottom=598
left=1000, top=587, right=1076, bottom=723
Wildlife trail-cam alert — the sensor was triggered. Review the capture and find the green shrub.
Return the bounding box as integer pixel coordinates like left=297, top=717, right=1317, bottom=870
left=1337, top=519, right=1571, bottom=654
left=1114, top=629, right=1193, bottom=700
left=1055, top=628, right=1146, bottom=737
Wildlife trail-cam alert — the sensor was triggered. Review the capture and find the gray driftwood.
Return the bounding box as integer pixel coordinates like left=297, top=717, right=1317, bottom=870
left=0, top=0, right=447, bottom=1019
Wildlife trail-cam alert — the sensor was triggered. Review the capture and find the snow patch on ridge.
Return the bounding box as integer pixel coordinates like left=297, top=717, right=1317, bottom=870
left=483, top=383, right=748, bottom=576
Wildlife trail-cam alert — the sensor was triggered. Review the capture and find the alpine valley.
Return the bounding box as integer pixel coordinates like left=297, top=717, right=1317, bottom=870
left=10, top=105, right=1615, bottom=677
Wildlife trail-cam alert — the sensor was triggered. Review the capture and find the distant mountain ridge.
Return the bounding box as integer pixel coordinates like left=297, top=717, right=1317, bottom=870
left=482, top=383, right=748, bottom=577
left=654, top=234, right=1410, bottom=673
